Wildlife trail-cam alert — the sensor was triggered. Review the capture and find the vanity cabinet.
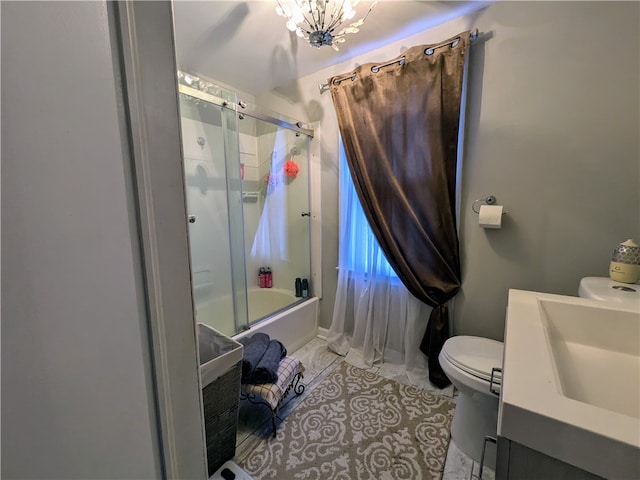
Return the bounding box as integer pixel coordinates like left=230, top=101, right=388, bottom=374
left=496, top=436, right=605, bottom=480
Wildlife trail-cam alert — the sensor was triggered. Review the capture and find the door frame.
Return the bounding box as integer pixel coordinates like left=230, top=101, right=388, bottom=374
left=114, top=2, right=207, bottom=478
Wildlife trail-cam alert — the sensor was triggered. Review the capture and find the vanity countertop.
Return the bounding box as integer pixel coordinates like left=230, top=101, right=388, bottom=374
left=499, top=289, right=640, bottom=479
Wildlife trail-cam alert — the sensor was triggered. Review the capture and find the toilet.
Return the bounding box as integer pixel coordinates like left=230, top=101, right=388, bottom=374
left=578, top=276, right=640, bottom=309
left=438, top=335, right=503, bottom=468
left=439, top=276, right=639, bottom=470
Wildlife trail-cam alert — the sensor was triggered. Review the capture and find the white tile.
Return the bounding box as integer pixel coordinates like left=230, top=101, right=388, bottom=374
left=291, top=336, right=341, bottom=380
left=471, top=461, right=496, bottom=480
left=443, top=439, right=496, bottom=480
left=443, top=439, right=474, bottom=480
left=241, top=163, right=259, bottom=182
left=238, top=132, right=257, bottom=156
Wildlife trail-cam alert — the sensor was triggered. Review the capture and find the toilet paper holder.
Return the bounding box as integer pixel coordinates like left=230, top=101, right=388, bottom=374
left=471, top=195, right=508, bottom=215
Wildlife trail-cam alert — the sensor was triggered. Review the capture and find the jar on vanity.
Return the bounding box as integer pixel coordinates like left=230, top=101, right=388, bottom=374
left=609, top=239, right=640, bottom=283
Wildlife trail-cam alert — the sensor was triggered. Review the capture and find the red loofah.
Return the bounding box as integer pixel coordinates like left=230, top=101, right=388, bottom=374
left=284, top=159, right=299, bottom=178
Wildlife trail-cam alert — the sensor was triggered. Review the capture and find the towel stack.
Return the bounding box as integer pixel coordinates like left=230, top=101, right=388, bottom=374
left=238, top=333, right=287, bottom=384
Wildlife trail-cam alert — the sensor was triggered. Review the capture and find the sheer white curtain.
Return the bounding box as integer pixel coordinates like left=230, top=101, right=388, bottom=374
left=327, top=143, right=435, bottom=389
left=250, top=129, right=288, bottom=262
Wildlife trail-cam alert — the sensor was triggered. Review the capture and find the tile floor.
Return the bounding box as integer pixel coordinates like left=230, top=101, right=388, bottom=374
left=234, top=336, right=495, bottom=480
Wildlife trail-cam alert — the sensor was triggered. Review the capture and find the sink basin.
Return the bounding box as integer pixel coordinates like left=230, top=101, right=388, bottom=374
left=197, top=323, right=243, bottom=388
left=539, top=299, right=639, bottom=419
left=500, top=290, right=640, bottom=479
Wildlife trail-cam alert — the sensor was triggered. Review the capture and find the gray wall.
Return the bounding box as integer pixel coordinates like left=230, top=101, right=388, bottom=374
left=259, top=1, right=640, bottom=339
left=455, top=1, right=639, bottom=339
left=1, top=2, right=161, bottom=478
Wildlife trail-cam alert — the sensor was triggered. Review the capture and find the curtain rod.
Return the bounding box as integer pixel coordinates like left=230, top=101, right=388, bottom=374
left=318, top=29, right=478, bottom=94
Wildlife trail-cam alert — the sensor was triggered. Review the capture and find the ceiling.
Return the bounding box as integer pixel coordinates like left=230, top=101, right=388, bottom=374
left=172, top=1, right=488, bottom=97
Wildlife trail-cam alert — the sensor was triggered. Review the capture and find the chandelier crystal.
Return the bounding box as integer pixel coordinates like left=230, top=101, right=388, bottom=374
left=276, top=0, right=377, bottom=51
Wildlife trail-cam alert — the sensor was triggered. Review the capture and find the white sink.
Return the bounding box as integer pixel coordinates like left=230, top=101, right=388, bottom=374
left=500, top=290, right=640, bottom=479
left=539, top=299, right=639, bottom=419
left=197, top=323, right=243, bottom=388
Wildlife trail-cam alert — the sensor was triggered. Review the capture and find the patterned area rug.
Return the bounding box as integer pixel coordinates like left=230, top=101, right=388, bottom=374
left=240, top=361, right=456, bottom=480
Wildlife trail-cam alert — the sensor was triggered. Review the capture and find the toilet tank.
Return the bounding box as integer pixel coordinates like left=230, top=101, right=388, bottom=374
left=579, top=276, right=640, bottom=309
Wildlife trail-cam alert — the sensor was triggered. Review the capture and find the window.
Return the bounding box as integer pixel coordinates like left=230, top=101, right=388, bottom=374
left=338, top=142, right=398, bottom=278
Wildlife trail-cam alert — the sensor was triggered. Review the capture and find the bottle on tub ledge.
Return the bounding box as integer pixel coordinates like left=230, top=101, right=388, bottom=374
left=258, top=267, right=273, bottom=288
left=295, top=277, right=302, bottom=297
left=301, top=278, right=309, bottom=298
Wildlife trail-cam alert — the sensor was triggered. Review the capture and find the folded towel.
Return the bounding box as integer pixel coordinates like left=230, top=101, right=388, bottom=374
left=250, top=339, right=287, bottom=384
left=240, top=333, right=270, bottom=381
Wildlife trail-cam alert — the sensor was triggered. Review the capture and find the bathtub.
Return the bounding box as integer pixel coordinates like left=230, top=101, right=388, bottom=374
left=195, top=287, right=318, bottom=352
left=246, top=288, right=299, bottom=321
left=235, top=289, right=319, bottom=353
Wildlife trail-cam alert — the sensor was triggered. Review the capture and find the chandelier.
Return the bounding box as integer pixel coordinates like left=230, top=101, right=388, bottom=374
left=276, top=1, right=377, bottom=51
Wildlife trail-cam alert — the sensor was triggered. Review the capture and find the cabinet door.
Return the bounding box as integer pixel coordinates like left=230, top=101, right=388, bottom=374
left=497, top=437, right=605, bottom=480
left=495, top=436, right=510, bottom=479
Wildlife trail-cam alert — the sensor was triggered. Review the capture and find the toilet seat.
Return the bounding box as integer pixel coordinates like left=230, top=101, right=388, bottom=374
left=441, top=336, right=503, bottom=383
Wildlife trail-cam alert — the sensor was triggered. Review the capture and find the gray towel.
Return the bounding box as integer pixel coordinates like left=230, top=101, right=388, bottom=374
left=240, top=333, right=270, bottom=382
left=250, top=339, right=287, bottom=384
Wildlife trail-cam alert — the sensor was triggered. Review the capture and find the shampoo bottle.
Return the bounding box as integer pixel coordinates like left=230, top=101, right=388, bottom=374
left=265, top=267, right=273, bottom=288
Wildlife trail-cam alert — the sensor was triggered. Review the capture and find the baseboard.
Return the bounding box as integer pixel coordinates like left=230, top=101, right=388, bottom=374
left=317, top=327, right=328, bottom=340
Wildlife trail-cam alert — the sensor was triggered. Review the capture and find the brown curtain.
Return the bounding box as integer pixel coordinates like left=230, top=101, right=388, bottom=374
left=329, top=32, right=469, bottom=388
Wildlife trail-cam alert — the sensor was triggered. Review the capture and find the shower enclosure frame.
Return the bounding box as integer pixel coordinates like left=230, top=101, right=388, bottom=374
left=178, top=81, right=322, bottom=337
left=179, top=86, right=314, bottom=138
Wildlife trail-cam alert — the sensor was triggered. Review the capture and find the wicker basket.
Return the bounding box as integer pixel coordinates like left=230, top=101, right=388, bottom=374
left=198, top=324, right=243, bottom=476
left=203, top=361, right=242, bottom=475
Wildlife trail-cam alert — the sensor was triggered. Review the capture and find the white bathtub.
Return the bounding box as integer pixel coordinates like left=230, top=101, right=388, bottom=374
left=195, top=288, right=318, bottom=352
left=235, top=290, right=318, bottom=353
left=246, top=288, right=298, bottom=321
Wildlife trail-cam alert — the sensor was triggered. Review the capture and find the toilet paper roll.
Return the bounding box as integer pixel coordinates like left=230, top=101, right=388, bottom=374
left=479, top=205, right=503, bottom=229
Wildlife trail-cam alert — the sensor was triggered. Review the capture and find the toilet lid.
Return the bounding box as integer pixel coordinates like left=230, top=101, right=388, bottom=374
left=579, top=276, right=640, bottom=308
left=442, top=336, right=504, bottom=383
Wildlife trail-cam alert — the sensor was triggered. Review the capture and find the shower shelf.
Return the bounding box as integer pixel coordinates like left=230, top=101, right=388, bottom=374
left=242, top=192, right=261, bottom=202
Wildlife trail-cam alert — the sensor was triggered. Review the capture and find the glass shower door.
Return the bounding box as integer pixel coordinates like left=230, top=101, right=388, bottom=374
left=221, top=102, right=249, bottom=334
left=179, top=89, right=249, bottom=336
left=241, top=114, right=312, bottom=323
